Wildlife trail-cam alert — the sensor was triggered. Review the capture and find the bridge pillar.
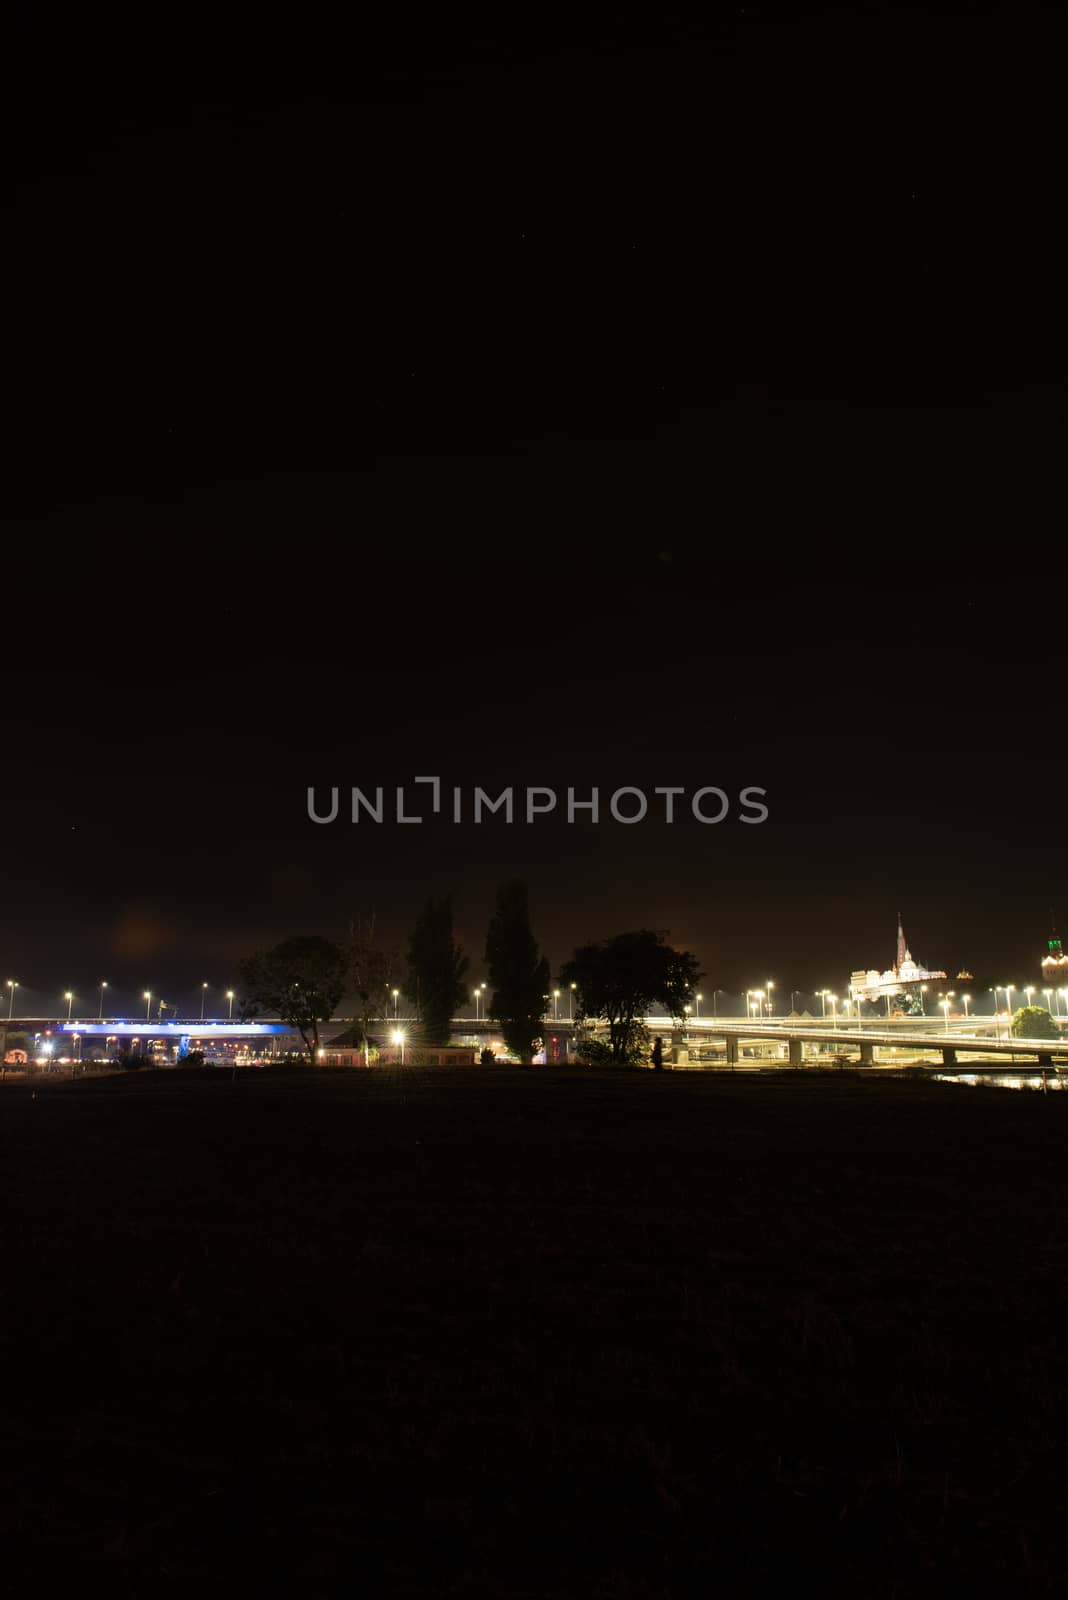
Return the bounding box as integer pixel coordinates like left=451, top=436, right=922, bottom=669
left=788, top=1037, right=804, bottom=1069
left=859, top=1042, right=874, bottom=1065
left=725, top=1035, right=738, bottom=1068
left=942, top=1046, right=957, bottom=1066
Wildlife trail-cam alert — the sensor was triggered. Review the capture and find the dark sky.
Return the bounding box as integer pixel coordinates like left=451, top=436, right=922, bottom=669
left=0, top=4, right=1063, bottom=1013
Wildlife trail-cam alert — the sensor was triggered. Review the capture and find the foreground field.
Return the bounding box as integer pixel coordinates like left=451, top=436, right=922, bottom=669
left=3, top=1066, right=1067, bottom=1595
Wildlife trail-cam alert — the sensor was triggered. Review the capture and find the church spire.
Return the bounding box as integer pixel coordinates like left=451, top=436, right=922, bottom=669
left=896, top=913, right=908, bottom=969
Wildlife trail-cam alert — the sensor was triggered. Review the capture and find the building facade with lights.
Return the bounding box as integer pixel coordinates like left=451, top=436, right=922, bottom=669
left=1041, top=930, right=1068, bottom=991
left=849, top=916, right=947, bottom=1005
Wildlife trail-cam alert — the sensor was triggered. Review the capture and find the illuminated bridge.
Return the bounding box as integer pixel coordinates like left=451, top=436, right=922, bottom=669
left=3, top=1012, right=1065, bottom=1072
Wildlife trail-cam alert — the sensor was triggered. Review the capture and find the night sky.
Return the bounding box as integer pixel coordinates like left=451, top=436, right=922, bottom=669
left=1, top=4, right=1062, bottom=1011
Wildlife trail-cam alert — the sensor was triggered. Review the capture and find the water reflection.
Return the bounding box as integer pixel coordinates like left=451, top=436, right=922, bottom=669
left=934, top=1073, right=1065, bottom=1091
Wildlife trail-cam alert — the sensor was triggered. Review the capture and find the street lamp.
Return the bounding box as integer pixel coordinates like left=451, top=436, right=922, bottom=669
left=695, top=993, right=703, bottom=1018
left=391, top=1027, right=406, bottom=1066
left=226, top=989, right=235, bottom=1019
left=65, top=990, right=74, bottom=1021
left=392, top=988, right=399, bottom=1019
left=1006, top=984, right=1015, bottom=1020
left=473, top=989, right=481, bottom=1020
left=200, top=982, right=209, bottom=1021
left=919, top=984, right=927, bottom=1015
left=569, top=982, right=576, bottom=1020
left=828, top=993, right=838, bottom=1022
left=6, top=980, right=17, bottom=1019
left=1044, top=988, right=1053, bottom=1016
left=766, top=981, right=774, bottom=1017
left=939, top=993, right=951, bottom=1029
left=144, top=990, right=152, bottom=1020
left=1025, top=987, right=1035, bottom=1012
left=99, top=980, right=108, bottom=1019
left=963, top=993, right=971, bottom=1019
left=553, top=989, right=560, bottom=1020
left=989, top=987, right=1001, bottom=1041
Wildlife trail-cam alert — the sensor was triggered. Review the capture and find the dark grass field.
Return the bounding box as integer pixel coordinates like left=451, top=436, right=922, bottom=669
left=3, top=1066, right=1067, bottom=1596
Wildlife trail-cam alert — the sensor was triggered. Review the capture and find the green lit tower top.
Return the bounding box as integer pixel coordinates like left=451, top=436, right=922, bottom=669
left=1041, top=909, right=1068, bottom=988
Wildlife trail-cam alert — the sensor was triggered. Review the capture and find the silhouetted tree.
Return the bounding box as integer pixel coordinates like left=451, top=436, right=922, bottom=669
left=484, top=880, right=550, bottom=1065
left=348, top=913, right=395, bottom=1065
left=1011, top=1005, right=1059, bottom=1040
left=407, top=895, right=469, bottom=1046
left=239, top=935, right=350, bottom=1060
left=561, top=929, right=701, bottom=1063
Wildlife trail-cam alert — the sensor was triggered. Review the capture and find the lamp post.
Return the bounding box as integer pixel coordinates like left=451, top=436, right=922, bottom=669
left=1006, top=984, right=1015, bottom=1022
left=695, top=993, right=703, bottom=1018
left=144, top=990, right=152, bottom=1021
left=766, top=980, right=774, bottom=1017
left=99, top=980, right=108, bottom=1019
left=553, top=989, right=560, bottom=1020
left=392, top=988, right=399, bottom=1019
left=6, top=980, right=18, bottom=1020
left=963, top=993, right=971, bottom=1019
left=1044, top=987, right=1053, bottom=1016
left=226, top=990, right=235, bottom=1020
left=391, top=1027, right=406, bottom=1066
left=828, top=993, right=838, bottom=1023
left=569, top=982, right=576, bottom=1020
left=473, top=989, right=480, bottom=1020
left=919, top=984, right=927, bottom=1016
left=200, top=983, right=209, bottom=1021
left=65, top=990, right=74, bottom=1021
left=939, top=994, right=951, bottom=1030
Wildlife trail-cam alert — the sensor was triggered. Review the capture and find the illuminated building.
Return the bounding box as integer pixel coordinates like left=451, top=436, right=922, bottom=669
left=1041, top=913, right=1068, bottom=987
left=849, top=914, right=947, bottom=1005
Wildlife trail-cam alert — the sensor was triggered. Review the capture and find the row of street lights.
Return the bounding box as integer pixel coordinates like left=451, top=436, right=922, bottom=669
left=6, top=980, right=238, bottom=1022
left=11, top=975, right=1068, bottom=1032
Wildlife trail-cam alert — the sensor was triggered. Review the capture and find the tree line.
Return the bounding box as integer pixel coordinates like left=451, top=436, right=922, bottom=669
left=237, top=884, right=702, bottom=1067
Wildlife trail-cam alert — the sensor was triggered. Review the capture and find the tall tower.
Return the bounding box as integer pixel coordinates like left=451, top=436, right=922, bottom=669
left=896, top=913, right=910, bottom=970
left=1041, top=909, right=1068, bottom=990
